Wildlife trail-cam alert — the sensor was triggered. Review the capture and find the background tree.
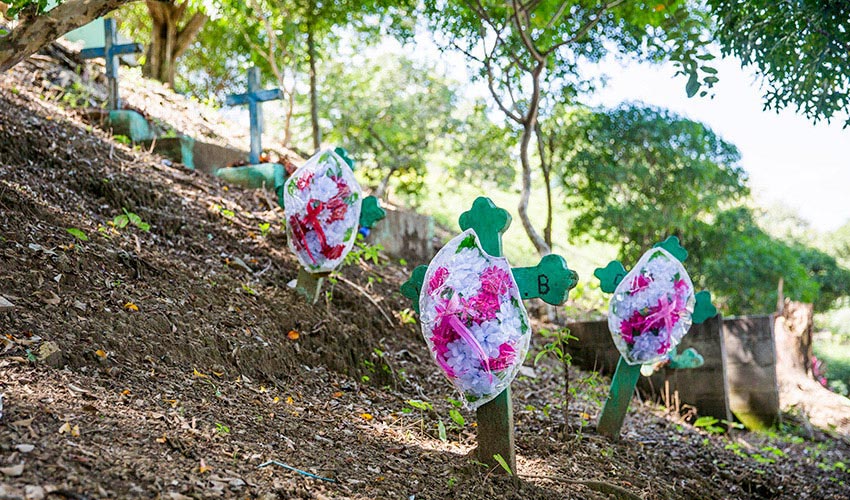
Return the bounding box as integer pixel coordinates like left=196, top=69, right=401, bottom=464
left=692, top=208, right=850, bottom=315
left=707, top=0, right=850, bottom=127
left=316, top=52, right=458, bottom=201
left=142, top=0, right=208, bottom=86
left=550, top=103, right=748, bottom=263
left=423, top=0, right=717, bottom=255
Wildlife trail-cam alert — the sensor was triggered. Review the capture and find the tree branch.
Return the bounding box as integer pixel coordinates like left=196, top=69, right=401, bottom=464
left=0, top=0, right=131, bottom=72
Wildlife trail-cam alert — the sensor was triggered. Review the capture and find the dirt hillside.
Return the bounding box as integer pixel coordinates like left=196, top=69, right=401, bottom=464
left=1, top=49, right=849, bottom=499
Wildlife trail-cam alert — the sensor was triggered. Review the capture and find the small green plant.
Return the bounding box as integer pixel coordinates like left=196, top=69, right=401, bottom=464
left=258, top=222, right=271, bottom=237
left=113, top=134, right=131, bottom=145
left=493, top=454, right=513, bottom=475
left=398, top=308, right=417, bottom=325
left=214, top=422, right=230, bottom=434
left=344, top=233, right=384, bottom=266
left=693, top=415, right=726, bottom=434
left=65, top=228, right=88, bottom=241
left=241, top=283, right=257, bottom=295
left=113, top=209, right=150, bottom=232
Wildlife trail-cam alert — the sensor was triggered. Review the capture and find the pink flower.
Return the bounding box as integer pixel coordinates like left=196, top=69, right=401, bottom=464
left=630, top=273, right=652, bottom=294
left=480, top=266, right=512, bottom=296
left=467, top=293, right=501, bottom=322
left=296, top=173, right=313, bottom=190
left=486, top=343, right=516, bottom=371
left=428, top=267, right=450, bottom=293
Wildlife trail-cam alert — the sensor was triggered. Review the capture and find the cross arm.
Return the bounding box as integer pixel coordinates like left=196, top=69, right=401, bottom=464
left=692, top=290, right=717, bottom=324
left=594, top=260, right=627, bottom=293
left=225, top=89, right=283, bottom=106
left=401, top=265, right=427, bottom=314
left=511, top=254, right=578, bottom=306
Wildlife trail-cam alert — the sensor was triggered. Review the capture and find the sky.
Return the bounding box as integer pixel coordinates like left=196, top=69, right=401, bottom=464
left=584, top=56, right=850, bottom=233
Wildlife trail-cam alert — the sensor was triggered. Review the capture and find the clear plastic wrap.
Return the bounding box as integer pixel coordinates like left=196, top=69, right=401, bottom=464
left=607, top=247, right=695, bottom=365
left=418, top=229, right=530, bottom=409
left=283, top=149, right=362, bottom=273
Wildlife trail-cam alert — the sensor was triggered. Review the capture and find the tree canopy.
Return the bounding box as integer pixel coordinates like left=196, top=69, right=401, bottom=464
left=708, top=0, right=850, bottom=127
left=549, top=102, right=748, bottom=263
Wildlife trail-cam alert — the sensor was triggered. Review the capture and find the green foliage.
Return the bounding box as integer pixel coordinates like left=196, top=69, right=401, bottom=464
left=707, top=0, right=850, bottom=126
left=492, top=453, right=512, bottom=476
left=693, top=415, right=725, bottom=434
left=113, top=209, right=151, bottom=232
left=316, top=52, right=458, bottom=202
left=343, top=234, right=384, bottom=266
left=533, top=327, right=576, bottom=366
left=552, top=103, right=747, bottom=263
left=65, top=228, right=88, bottom=241
left=693, top=208, right=850, bottom=314
left=5, top=0, right=51, bottom=18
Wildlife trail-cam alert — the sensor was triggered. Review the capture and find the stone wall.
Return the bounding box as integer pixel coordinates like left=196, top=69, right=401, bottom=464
left=566, top=314, right=780, bottom=428
left=722, top=315, right=780, bottom=429
left=368, top=207, right=435, bottom=266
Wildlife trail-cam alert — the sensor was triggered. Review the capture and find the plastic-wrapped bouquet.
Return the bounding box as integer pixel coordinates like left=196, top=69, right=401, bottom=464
left=419, top=229, right=530, bottom=409
left=283, top=149, right=362, bottom=273
left=608, top=247, right=695, bottom=365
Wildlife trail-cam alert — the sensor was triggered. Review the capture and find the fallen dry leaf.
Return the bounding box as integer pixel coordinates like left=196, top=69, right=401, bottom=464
left=287, top=330, right=300, bottom=340
left=95, top=349, right=108, bottom=359
left=199, top=458, right=212, bottom=474
left=123, top=302, right=139, bottom=311
left=58, top=422, right=80, bottom=437
left=360, top=413, right=374, bottom=421
left=193, top=368, right=208, bottom=378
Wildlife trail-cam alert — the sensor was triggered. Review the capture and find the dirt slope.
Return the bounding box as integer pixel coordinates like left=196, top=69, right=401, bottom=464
left=1, top=55, right=849, bottom=499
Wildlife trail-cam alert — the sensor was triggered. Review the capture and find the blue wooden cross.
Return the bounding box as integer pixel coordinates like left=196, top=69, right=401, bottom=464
left=80, top=18, right=143, bottom=111
left=225, top=67, right=283, bottom=165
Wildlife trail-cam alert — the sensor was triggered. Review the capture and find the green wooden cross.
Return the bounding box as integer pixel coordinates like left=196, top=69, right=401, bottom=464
left=401, top=197, right=577, bottom=474
left=294, top=149, right=386, bottom=303
left=594, top=236, right=717, bottom=440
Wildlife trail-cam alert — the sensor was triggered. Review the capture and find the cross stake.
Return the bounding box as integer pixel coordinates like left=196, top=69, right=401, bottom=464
left=402, top=197, right=577, bottom=475
left=80, top=18, right=143, bottom=111
left=225, top=66, right=284, bottom=164
left=594, top=237, right=717, bottom=440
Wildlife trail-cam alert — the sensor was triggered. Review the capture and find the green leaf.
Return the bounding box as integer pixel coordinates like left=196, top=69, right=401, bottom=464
left=437, top=420, right=447, bottom=442
left=456, top=234, right=477, bottom=252
left=492, top=454, right=513, bottom=476
left=113, top=214, right=129, bottom=229
left=686, top=72, right=700, bottom=98
left=449, top=409, right=465, bottom=427
left=66, top=228, right=88, bottom=241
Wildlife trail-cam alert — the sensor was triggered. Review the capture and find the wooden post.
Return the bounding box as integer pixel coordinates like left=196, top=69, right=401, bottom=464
left=295, top=268, right=328, bottom=305
left=597, top=358, right=642, bottom=440
left=476, top=388, right=515, bottom=473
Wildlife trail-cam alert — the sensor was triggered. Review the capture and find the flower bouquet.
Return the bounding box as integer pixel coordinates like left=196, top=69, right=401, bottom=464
left=283, top=149, right=362, bottom=273
left=608, top=247, right=696, bottom=365
left=419, top=229, right=530, bottom=409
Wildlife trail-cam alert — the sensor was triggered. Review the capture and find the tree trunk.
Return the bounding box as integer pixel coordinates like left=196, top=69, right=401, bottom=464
left=0, top=0, right=130, bottom=72
left=307, top=23, right=321, bottom=152
left=775, top=299, right=815, bottom=377
left=143, top=0, right=206, bottom=87
left=517, top=63, right=551, bottom=256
